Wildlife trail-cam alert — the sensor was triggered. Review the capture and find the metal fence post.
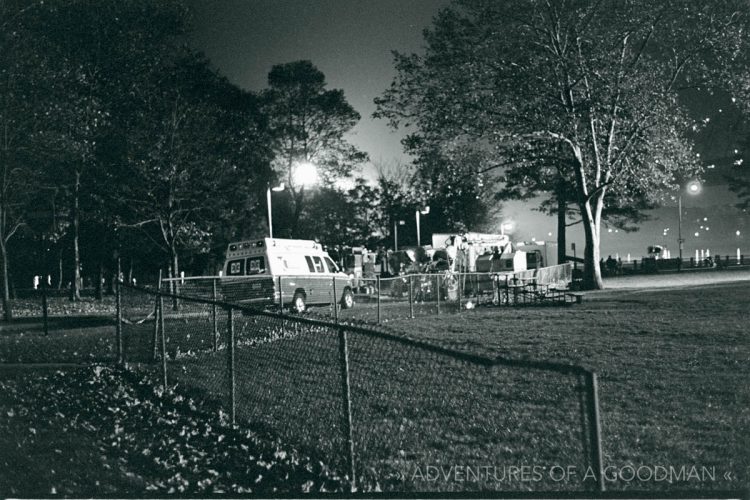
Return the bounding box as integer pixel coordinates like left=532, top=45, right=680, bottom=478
left=278, top=276, right=283, bottom=313
left=376, top=276, right=381, bottom=324
left=116, top=279, right=123, bottom=364
left=41, top=277, right=49, bottom=336
left=408, top=275, right=414, bottom=319
left=436, top=274, right=441, bottom=315
left=212, top=278, right=218, bottom=351
left=159, top=294, right=167, bottom=390
left=586, top=370, right=604, bottom=492
left=333, top=276, right=339, bottom=323
left=457, top=272, right=463, bottom=312
left=151, top=270, right=162, bottom=362
left=338, top=327, right=356, bottom=491
left=227, top=306, right=236, bottom=425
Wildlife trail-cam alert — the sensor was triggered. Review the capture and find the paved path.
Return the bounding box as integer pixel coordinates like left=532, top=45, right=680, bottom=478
left=600, top=268, right=750, bottom=291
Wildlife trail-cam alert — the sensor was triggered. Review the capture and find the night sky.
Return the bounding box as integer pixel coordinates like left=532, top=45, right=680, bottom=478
left=186, top=0, right=749, bottom=259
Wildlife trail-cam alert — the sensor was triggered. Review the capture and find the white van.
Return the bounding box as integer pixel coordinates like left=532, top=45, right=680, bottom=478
left=221, top=238, right=354, bottom=312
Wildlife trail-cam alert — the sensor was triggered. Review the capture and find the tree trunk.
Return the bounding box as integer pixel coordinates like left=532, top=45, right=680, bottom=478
left=169, top=243, right=179, bottom=310
left=95, top=262, right=103, bottom=300
left=70, top=169, right=82, bottom=301
left=57, top=248, right=64, bottom=290
left=1, top=239, right=12, bottom=322
left=580, top=200, right=604, bottom=290
left=170, top=247, right=179, bottom=287
left=291, top=187, right=305, bottom=238
left=556, top=196, right=567, bottom=266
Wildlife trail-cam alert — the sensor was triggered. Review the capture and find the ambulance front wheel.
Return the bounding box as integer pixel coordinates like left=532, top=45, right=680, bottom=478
left=292, top=292, right=306, bottom=313
left=340, top=288, right=354, bottom=309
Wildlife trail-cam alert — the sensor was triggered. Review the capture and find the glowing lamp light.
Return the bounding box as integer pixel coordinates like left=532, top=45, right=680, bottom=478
left=294, top=162, right=318, bottom=187
left=687, top=181, right=701, bottom=195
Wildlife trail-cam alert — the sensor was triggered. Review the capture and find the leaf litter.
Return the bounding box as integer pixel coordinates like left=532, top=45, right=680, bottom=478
left=0, top=365, right=344, bottom=495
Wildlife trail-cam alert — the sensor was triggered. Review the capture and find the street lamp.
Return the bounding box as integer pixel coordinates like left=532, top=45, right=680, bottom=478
left=415, top=206, right=430, bottom=247
left=394, top=220, right=405, bottom=251
left=677, top=180, right=701, bottom=271
left=266, top=183, right=285, bottom=238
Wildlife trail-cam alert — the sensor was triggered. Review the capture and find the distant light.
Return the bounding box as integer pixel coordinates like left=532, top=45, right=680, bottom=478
left=608, top=228, right=612, bottom=233
left=687, top=181, right=701, bottom=194
left=737, top=230, right=742, bottom=236
left=531, top=237, right=536, bottom=242
left=694, top=232, right=700, bottom=237
left=548, top=232, right=552, bottom=237
left=703, top=217, right=708, bottom=221
left=706, top=227, right=709, bottom=231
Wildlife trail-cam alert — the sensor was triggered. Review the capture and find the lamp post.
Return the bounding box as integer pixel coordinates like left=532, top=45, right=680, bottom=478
left=266, top=183, right=285, bottom=238
left=415, top=206, right=430, bottom=247
left=394, top=220, right=405, bottom=251
left=677, top=180, right=701, bottom=271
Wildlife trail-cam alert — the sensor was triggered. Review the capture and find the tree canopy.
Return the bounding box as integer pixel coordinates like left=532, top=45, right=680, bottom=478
left=375, top=0, right=750, bottom=289
left=261, top=61, right=368, bottom=236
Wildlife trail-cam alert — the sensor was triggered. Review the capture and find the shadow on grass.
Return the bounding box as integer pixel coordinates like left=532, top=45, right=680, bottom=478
left=0, top=316, right=114, bottom=335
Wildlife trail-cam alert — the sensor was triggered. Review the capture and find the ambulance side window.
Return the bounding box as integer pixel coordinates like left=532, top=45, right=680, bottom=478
left=324, top=257, right=338, bottom=273
left=304, top=256, right=316, bottom=273
left=312, top=256, right=325, bottom=273
left=227, top=259, right=244, bottom=276
left=246, top=257, right=265, bottom=275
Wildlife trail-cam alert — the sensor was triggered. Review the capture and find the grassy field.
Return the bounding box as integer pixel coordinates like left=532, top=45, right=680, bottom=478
left=0, top=274, right=748, bottom=494
left=378, top=280, right=750, bottom=492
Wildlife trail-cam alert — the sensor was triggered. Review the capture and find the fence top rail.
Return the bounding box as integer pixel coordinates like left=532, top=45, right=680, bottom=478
left=120, top=281, right=591, bottom=377
left=160, top=275, right=260, bottom=283
left=159, top=263, right=572, bottom=283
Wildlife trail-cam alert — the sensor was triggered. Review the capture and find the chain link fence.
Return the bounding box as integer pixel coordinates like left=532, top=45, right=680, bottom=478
left=0, top=287, right=117, bottom=363
left=119, top=281, right=604, bottom=492
left=157, top=264, right=577, bottom=325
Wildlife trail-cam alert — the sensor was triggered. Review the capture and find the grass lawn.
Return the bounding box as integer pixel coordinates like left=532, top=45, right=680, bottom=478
left=0, top=276, right=747, bottom=494
left=378, top=280, right=750, bottom=492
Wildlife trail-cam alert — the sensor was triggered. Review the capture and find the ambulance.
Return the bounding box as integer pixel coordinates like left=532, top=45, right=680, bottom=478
left=220, top=238, right=355, bottom=312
